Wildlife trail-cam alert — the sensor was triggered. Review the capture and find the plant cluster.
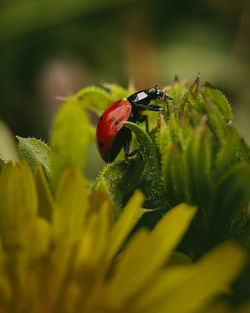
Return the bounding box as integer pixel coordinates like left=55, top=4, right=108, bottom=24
left=0, top=76, right=249, bottom=312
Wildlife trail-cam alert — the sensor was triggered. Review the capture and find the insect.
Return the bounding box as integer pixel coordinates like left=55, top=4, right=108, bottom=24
left=96, top=86, right=172, bottom=162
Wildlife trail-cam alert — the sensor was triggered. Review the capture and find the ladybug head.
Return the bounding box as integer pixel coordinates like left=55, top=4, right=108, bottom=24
left=147, top=86, right=164, bottom=100
left=147, top=86, right=173, bottom=101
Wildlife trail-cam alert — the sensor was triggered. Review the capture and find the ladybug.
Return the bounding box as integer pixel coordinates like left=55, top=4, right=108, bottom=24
left=96, top=86, right=172, bottom=162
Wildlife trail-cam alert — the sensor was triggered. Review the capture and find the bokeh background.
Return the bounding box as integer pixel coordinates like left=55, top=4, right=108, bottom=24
left=0, top=0, right=249, bottom=177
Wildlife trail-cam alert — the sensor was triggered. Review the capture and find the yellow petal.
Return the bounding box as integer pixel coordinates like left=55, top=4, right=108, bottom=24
left=46, top=237, right=76, bottom=309
left=88, top=187, right=114, bottom=228
left=34, top=165, right=55, bottom=222
left=0, top=161, right=37, bottom=248
left=133, top=265, right=194, bottom=311
left=0, top=120, right=18, bottom=162
left=0, top=241, right=11, bottom=302
left=54, top=168, right=88, bottom=239
left=138, top=242, right=246, bottom=313
left=105, top=203, right=197, bottom=307
left=76, top=201, right=111, bottom=268
left=25, top=217, right=51, bottom=259
left=106, top=190, right=144, bottom=261
left=104, top=228, right=150, bottom=308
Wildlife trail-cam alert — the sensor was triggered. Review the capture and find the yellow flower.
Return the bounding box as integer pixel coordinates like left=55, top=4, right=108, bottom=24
left=0, top=161, right=246, bottom=313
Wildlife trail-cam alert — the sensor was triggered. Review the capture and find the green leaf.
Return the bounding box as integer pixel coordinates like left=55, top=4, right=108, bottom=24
left=157, top=118, right=169, bottom=155
left=74, top=86, right=112, bottom=113
left=167, top=113, right=179, bottom=143
left=167, top=82, right=188, bottom=107
left=71, top=86, right=113, bottom=144
left=99, top=158, right=145, bottom=216
left=215, top=129, right=242, bottom=178
left=50, top=101, right=90, bottom=190
left=157, top=113, right=178, bottom=147
left=124, top=122, right=166, bottom=211
left=202, top=83, right=232, bottom=122
left=183, top=124, right=211, bottom=210
left=178, top=122, right=194, bottom=151
left=203, top=95, right=228, bottom=149
left=0, top=161, right=37, bottom=249
left=16, top=136, right=51, bottom=177
left=214, top=163, right=250, bottom=228
left=162, top=143, right=187, bottom=207
left=177, top=76, right=207, bottom=128
left=237, top=133, right=250, bottom=163
left=123, top=121, right=155, bottom=159
left=98, top=121, right=156, bottom=214
left=190, top=74, right=200, bottom=94
left=34, top=165, right=55, bottom=222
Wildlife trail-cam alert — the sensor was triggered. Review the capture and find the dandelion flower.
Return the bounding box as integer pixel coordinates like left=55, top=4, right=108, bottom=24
left=0, top=161, right=246, bottom=313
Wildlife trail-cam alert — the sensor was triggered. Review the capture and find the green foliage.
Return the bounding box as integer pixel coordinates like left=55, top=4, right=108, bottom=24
left=124, top=122, right=166, bottom=212
left=91, top=78, right=249, bottom=272
left=50, top=100, right=90, bottom=190
left=161, top=142, right=186, bottom=207
left=17, top=136, right=51, bottom=177
left=74, top=86, right=113, bottom=112
left=2, top=77, right=248, bottom=257
left=213, top=164, right=250, bottom=238
left=202, top=83, right=231, bottom=122
left=166, top=81, right=188, bottom=106
left=99, top=158, right=145, bottom=216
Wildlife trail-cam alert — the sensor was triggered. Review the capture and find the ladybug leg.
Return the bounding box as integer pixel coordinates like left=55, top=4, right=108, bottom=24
left=133, top=103, right=162, bottom=112
left=148, top=104, right=162, bottom=110
left=124, top=136, right=143, bottom=160
left=125, top=149, right=144, bottom=161
left=126, top=149, right=140, bottom=158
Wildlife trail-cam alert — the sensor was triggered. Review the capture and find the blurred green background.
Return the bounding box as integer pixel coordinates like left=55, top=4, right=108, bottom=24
left=0, top=0, right=249, bottom=177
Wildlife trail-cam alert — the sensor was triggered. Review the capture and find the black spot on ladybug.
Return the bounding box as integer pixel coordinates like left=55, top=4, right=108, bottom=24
left=99, top=115, right=103, bottom=121
left=98, top=141, right=104, bottom=148
left=113, top=117, right=118, bottom=125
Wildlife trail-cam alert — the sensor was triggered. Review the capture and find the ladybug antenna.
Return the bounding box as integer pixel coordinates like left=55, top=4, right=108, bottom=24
left=162, top=89, right=173, bottom=101
left=166, top=95, right=173, bottom=100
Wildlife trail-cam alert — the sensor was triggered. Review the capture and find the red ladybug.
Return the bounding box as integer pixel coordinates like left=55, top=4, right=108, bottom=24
left=96, top=87, right=172, bottom=162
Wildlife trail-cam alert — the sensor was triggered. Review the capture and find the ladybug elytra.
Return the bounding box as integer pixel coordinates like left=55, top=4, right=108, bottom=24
left=96, top=87, right=172, bottom=162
